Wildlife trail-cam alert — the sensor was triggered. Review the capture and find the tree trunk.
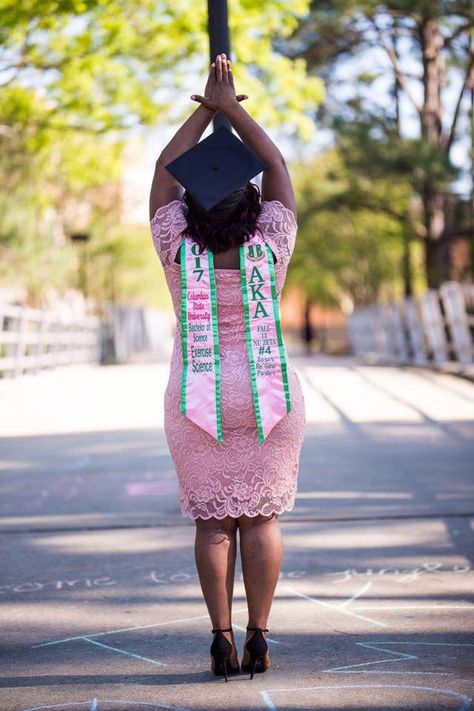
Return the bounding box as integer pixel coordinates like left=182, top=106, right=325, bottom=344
left=423, top=189, right=450, bottom=286
left=302, top=298, right=313, bottom=355
left=419, top=15, right=450, bottom=287
left=401, top=230, right=413, bottom=298
left=394, top=18, right=414, bottom=297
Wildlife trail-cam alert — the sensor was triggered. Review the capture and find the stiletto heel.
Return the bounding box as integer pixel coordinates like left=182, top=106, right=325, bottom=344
left=241, top=626, right=269, bottom=679
left=210, top=627, right=240, bottom=681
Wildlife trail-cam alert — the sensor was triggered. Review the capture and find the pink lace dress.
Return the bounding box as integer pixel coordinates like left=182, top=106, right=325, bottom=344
left=150, top=199, right=306, bottom=520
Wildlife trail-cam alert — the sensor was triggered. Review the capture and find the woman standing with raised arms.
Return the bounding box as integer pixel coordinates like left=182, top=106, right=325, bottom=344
left=149, top=53, right=306, bottom=681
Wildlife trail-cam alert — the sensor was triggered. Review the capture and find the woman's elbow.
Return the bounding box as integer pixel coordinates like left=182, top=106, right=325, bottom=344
left=155, top=155, right=167, bottom=170
left=265, top=153, right=286, bottom=169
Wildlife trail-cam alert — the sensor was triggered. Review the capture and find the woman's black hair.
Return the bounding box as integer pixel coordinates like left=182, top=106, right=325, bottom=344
left=182, top=181, right=263, bottom=253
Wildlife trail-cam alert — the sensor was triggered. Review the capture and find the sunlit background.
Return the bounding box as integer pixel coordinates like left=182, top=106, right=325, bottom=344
left=1, top=0, right=473, bottom=370
left=1, top=5, right=474, bottom=710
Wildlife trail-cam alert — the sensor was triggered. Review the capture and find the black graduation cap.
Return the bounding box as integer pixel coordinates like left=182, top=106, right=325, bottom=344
left=165, top=126, right=267, bottom=211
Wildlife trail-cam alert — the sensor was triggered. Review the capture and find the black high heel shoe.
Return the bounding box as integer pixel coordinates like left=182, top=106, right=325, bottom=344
left=210, top=627, right=240, bottom=682
left=241, top=626, right=269, bottom=679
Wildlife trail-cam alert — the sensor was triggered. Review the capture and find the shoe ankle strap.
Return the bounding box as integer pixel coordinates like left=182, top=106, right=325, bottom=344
left=246, top=626, right=269, bottom=633
left=212, top=627, right=233, bottom=633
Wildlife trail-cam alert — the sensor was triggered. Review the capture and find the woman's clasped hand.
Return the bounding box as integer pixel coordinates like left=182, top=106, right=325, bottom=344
left=191, top=53, right=248, bottom=112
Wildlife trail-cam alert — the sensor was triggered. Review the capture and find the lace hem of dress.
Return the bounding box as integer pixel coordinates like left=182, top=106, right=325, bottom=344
left=179, top=497, right=296, bottom=521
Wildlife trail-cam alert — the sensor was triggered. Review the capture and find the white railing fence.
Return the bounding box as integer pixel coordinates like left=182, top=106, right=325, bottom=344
left=0, top=302, right=174, bottom=378
left=347, top=280, right=474, bottom=376
left=4, top=280, right=473, bottom=378
left=100, top=304, right=174, bottom=364
left=0, top=303, right=101, bottom=378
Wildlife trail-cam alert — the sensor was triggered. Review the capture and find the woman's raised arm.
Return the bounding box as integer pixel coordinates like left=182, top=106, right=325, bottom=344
left=191, top=53, right=296, bottom=218
left=223, top=101, right=296, bottom=218
left=149, top=104, right=216, bottom=221
left=150, top=56, right=250, bottom=221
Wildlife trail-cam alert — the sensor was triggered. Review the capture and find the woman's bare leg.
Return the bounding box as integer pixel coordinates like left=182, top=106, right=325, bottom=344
left=238, top=513, right=283, bottom=665
left=194, top=515, right=239, bottom=665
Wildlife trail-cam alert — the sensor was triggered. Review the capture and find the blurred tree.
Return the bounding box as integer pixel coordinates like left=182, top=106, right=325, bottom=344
left=284, top=0, right=474, bottom=288
left=326, top=117, right=433, bottom=297
left=288, top=150, right=416, bottom=315
left=0, top=0, right=324, bottom=304
left=0, top=0, right=323, bottom=137
left=0, top=83, right=123, bottom=304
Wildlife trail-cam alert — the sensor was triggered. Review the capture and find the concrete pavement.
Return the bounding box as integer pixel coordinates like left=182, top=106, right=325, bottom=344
left=0, top=355, right=473, bottom=710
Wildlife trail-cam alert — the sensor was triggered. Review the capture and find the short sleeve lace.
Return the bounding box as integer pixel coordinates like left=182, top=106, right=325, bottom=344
left=150, top=200, right=187, bottom=267
left=257, top=200, right=297, bottom=265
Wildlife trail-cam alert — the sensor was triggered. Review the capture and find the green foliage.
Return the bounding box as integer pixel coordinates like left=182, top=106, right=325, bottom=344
left=85, top=221, right=172, bottom=309
left=0, top=0, right=324, bottom=135
left=284, top=0, right=474, bottom=288
left=0, top=0, right=324, bottom=304
left=0, top=188, right=78, bottom=304
left=0, top=84, right=125, bottom=304
left=288, top=150, right=421, bottom=307
left=332, top=117, right=457, bottom=214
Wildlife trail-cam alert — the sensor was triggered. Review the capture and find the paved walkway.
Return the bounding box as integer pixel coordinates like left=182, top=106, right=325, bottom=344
left=0, top=355, right=473, bottom=710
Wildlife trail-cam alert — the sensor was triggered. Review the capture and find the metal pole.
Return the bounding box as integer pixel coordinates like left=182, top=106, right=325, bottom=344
left=208, top=0, right=232, bottom=132
left=470, top=31, right=474, bottom=279
left=71, top=232, right=90, bottom=298
left=470, top=81, right=474, bottom=278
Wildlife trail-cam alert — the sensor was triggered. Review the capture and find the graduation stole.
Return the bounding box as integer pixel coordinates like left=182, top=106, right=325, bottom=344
left=180, top=233, right=291, bottom=444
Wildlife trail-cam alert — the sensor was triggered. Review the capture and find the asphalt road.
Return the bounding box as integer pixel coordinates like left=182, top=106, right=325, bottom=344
left=0, top=354, right=473, bottom=711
